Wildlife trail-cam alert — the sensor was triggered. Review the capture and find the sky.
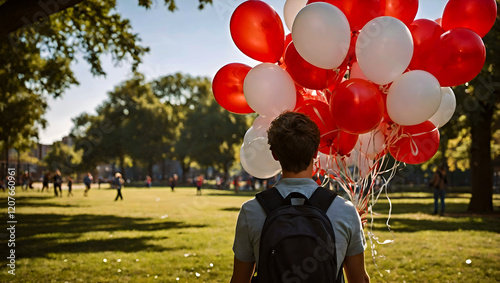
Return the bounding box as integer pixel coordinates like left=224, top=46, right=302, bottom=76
left=38, top=0, right=449, bottom=144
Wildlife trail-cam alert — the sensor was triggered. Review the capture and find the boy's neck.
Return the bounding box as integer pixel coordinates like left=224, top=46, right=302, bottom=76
left=281, top=161, right=314, bottom=179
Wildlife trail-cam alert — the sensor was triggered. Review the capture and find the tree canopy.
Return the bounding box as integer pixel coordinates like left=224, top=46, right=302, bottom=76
left=0, top=0, right=213, bottom=178
left=71, top=73, right=248, bottom=180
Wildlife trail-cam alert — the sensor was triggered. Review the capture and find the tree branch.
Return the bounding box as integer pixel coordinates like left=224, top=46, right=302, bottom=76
left=0, top=0, right=85, bottom=38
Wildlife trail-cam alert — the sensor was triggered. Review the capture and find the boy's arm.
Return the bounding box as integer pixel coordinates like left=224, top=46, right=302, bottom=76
left=230, top=257, right=255, bottom=283
left=344, top=252, right=370, bottom=283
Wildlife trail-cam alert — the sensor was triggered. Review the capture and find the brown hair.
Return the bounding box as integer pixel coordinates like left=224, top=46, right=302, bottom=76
left=267, top=111, right=320, bottom=174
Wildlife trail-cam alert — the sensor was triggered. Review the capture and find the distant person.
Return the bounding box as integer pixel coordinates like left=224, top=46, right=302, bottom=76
left=113, top=172, right=124, bottom=201
left=28, top=172, right=34, bottom=189
left=83, top=172, right=93, bottom=197
left=216, top=176, right=222, bottom=190
left=170, top=174, right=178, bottom=192
left=67, top=177, right=73, bottom=197
left=53, top=170, right=63, bottom=197
left=230, top=111, right=369, bottom=283
left=245, top=177, right=252, bottom=191
left=233, top=176, right=240, bottom=193
left=196, top=175, right=203, bottom=196
left=41, top=172, right=50, bottom=193
left=145, top=175, right=152, bottom=188
left=431, top=165, right=447, bottom=216
left=0, top=179, right=5, bottom=192
left=22, top=171, right=29, bottom=191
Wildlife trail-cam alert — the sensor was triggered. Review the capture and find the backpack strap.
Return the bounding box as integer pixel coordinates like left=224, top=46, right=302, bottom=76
left=309, top=186, right=338, bottom=213
left=255, top=187, right=284, bottom=215
left=256, top=186, right=337, bottom=215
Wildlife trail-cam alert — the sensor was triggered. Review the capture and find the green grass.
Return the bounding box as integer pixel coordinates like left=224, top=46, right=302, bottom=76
left=0, top=186, right=499, bottom=282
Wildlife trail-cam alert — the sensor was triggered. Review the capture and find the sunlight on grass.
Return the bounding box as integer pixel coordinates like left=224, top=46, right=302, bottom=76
left=0, top=187, right=498, bottom=282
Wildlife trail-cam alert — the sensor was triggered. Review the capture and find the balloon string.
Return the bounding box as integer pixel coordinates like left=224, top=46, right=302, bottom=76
left=316, top=137, right=400, bottom=276
left=378, top=84, right=390, bottom=94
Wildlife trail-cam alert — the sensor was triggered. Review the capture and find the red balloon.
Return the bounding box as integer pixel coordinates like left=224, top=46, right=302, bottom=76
left=230, top=0, right=285, bottom=63
left=442, top=0, right=498, bottom=38
left=384, top=0, right=418, bottom=26
left=307, top=0, right=386, bottom=31
left=295, top=100, right=335, bottom=134
left=428, top=28, right=486, bottom=87
left=408, top=19, right=445, bottom=71
left=329, top=79, right=384, bottom=134
left=380, top=93, right=393, bottom=124
left=279, top=33, right=293, bottom=67
left=339, top=32, right=358, bottom=70
left=212, top=63, right=254, bottom=114
left=319, top=129, right=358, bottom=155
left=284, top=43, right=342, bottom=90
left=389, top=121, right=440, bottom=164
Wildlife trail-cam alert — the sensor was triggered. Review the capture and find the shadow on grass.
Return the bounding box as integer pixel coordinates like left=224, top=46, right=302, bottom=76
left=206, top=190, right=257, bottom=197
left=3, top=195, right=89, bottom=208
left=387, top=193, right=472, bottom=199
left=18, top=236, right=179, bottom=259
left=18, top=213, right=206, bottom=236
left=372, top=216, right=500, bottom=233
left=8, top=213, right=206, bottom=259
left=220, top=207, right=241, bottom=212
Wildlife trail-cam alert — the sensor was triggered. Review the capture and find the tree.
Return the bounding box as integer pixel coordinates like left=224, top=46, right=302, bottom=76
left=43, top=141, right=83, bottom=175
left=72, top=74, right=175, bottom=178
left=177, top=95, right=248, bottom=181
left=151, top=73, right=213, bottom=180
left=449, top=8, right=500, bottom=213
left=113, top=75, right=175, bottom=178
left=0, top=92, right=47, bottom=178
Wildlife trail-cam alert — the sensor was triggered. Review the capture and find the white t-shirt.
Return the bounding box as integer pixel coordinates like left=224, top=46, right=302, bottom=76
left=232, top=178, right=366, bottom=276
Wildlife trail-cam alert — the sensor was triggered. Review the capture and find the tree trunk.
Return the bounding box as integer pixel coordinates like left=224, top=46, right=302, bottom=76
left=3, top=139, right=8, bottom=180
left=468, top=107, right=494, bottom=213
left=179, top=158, right=190, bottom=183
left=0, top=0, right=85, bottom=38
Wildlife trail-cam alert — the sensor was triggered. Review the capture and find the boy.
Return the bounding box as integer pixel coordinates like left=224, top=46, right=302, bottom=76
left=231, top=112, right=369, bottom=283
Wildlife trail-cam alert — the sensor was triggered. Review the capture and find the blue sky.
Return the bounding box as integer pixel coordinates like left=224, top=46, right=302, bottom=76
left=39, top=0, right=449, bottom=144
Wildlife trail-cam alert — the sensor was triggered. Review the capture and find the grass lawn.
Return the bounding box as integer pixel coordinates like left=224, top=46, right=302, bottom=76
left=0, top=185, right=499, bottom=282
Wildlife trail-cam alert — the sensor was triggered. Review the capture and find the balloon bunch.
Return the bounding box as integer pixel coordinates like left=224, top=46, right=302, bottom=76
left=212, top=0, right=496, bottom=213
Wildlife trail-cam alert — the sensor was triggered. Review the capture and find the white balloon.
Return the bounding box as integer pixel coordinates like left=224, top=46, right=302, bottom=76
left=356, top=16, right=413, bottom=85
left=344, top=149, right=358, bottom=167
left=318, top=152, right=341, bottom=172
left=429, top=87, right=456, bottom=128
left=387, top=70, right=442, bottom=126
left=243, top=63, right=296, bottom=117
left=318, top=152, right=330, bottom=171
left=355, top=129, right=386, bottom=159
left=357, top=152, right=374, bottom=178
left=252, top=115, right=274, bottom=137
left=240, top=139, right=281, bottom=179
left=283, top=0, right=307, bottom=32
left=243, top=116, right=273, bottom=147
left=292, top=2, right=351, bottom=69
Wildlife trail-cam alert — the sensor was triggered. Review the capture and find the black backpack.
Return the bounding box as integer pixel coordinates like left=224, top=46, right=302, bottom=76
left=253, top=186, right=343, bottom=283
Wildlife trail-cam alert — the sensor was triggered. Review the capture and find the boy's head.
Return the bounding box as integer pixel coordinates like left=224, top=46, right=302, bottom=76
left=267, top=111, right=320, bottom=174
